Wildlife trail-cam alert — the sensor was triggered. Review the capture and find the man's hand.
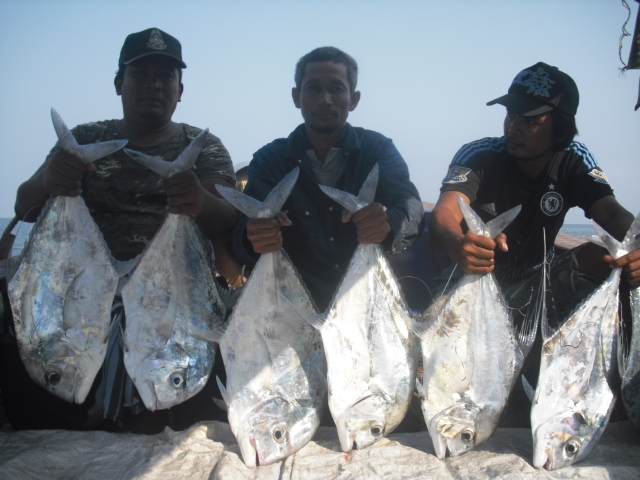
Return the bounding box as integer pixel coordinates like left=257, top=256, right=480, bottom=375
left=246, top=212, right=292, bottom=254
left=43, top=149, right=95, bottom=197
left=159, top=170, right=206, bottom=217
left=451, top=231, right=508, bottom=275
left=342, top=202, right=391, bottom=245
left=604, top=248, right=640, bottom=287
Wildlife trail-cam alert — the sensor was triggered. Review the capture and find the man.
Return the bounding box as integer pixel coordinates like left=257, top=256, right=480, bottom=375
left=3, top=28, right=236, bottom=431
left=232, top=47, right=424, bottom=312
left=430, top=62, right=639, bottom=423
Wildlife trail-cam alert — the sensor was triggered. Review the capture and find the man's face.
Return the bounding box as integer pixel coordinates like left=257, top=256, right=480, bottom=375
left=503, top=109, right=555, bottom=161
left=117, top=56, right=183, bottom=126
left=292, top=61, right=360, bottom=135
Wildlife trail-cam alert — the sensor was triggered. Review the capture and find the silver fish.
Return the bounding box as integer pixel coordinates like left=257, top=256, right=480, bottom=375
left=121, top=130, right=227, bottom=411
left=211, top=168, right=326, bottom=469
left=8, top=108, right=128, bottom=403
left=617, top=214, right=640, bottom=430
left=411, top=196, right=533, bottom=459
left=530, top=217, right=640, bottom=470
left=307, top=164, right=418, bottom=453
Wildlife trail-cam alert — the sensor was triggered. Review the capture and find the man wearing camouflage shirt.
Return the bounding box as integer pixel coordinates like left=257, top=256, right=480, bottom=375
left=3, top=28, right=236, bottom=432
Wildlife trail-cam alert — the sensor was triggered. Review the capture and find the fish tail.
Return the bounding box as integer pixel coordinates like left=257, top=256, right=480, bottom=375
left=216, top=167, right=299, bottom=219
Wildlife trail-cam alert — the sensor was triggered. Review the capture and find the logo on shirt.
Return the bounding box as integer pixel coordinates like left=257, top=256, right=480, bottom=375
left=481, top=203, right=498, bottom=216
left=147, top=29, right=168, bottom=50
left=540, top=192, right=563, bottom=216
left=512, top=67, right=555, bottom=97
left=588, top=168, right=610, bottom=185
left=442, top=166, right=472, bottom=184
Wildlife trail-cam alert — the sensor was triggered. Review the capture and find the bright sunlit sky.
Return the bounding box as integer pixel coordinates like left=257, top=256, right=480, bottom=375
left=0, top=0, right=638, bottom=223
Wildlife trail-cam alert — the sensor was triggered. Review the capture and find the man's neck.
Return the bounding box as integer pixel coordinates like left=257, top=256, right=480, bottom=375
left=118, top=118, right=181, bottom=147
left=304, top=124, right=346, bottom=163
left=515, top=151, right=554, bottom=179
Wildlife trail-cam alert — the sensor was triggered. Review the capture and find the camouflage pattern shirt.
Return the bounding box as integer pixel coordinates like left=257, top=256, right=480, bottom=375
left=45, top=120, right=235, bottom=260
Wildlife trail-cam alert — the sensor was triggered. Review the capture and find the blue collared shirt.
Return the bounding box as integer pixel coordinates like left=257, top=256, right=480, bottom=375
left=232, top=123, right=424, bottom=311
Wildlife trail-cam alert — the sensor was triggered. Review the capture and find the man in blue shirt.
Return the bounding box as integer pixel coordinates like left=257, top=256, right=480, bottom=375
left=232, top=47, right=423, bottom=311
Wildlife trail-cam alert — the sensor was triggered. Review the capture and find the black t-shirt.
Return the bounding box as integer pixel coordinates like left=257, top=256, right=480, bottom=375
left=440, top=137, right=614, bottom=281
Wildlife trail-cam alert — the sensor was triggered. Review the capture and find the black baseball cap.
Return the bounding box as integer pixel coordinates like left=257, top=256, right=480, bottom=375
left=487, top=62, right=578, bottom=116
left=118, top=28, right=187, bottom=68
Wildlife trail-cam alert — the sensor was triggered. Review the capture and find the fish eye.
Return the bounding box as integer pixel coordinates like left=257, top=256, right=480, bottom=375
left=565, top=441, right=579, bottom=457
left=460, top=430, right=475, bottom=444
left=371, top=425, right=384, bottom=437
left=46, top=370, right=61, bottom=385
left=170, top=373, right=184, bottom=389
left=272, top=425, right=288, bottom=444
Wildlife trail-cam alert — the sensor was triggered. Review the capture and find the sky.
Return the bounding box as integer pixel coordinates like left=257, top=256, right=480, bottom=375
left=0, top=0, right=638, bottom=223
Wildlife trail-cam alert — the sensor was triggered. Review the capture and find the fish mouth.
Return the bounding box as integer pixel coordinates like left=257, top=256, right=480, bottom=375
left=238, top=437, right=259, bottom=468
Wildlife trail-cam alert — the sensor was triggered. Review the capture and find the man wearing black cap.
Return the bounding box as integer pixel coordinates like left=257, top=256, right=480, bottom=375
left=430, top=62, right=639, bottom=423
left=5, top=28, right=236, bottom=431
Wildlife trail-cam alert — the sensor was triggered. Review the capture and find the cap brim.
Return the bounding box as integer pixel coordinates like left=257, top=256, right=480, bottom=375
left=486, top=93, right=553, bottom=116
left=122, top=52, right=187, bottom=69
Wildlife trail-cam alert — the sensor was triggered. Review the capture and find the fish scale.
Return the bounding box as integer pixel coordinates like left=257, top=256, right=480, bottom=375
left=8, top=109, right=128, bottom=404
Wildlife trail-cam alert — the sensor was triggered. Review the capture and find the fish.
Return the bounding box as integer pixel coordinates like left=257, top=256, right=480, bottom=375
left=529, top=215, right=640, bottom=470
left=209, top=167, right=326, bottom=469
left=121, top=130, right=227, bottom=411
left=304, top=163, right=418, bottom=453
left=7, top=108, right=129, bottom=403
left=410, top=196, right=534, bottom=459
left=615, top=214, right=640, bottom=431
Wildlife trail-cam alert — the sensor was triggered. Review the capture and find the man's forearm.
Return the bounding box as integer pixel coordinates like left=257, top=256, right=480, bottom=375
left=195, top=190, right=237, bottom=241
left=15, top=170, right=49, bottom=222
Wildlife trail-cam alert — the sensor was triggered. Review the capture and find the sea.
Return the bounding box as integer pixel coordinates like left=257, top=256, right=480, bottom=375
left=0, top=217, right=598, bottom=258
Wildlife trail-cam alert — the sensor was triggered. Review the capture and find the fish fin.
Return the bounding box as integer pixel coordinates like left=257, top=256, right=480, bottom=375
left=415, top=377, right=425, bottom=397
left=588, top=235, right=606, bottom=249
left=485, top=204, right=522, bottom=240
left=316, top=364, right=328, bottom=390
left=5, top=254, right=22, bottom=283
left=212, top=396, right=228, bottom=412
left=113, top=255, right=141, bottom=278
left=276, top=288, right=327, bottom=330
left=185, top=322, right=227, bottom=344
left=592, top=221, right=624, bottom=259
left=217, top=284, right=242, bottom=311
left=51, top=108, right=127, bottom=164
left=319, top=164, right=379, bottom=213
left=456, top=195, right=485, bottom=236
left=124, top=129, right=209, bottom=178
left=216, top=376, right=231, bottom=407
left=216, top=167, right=299, bottom=219
left=118, top=322, right=130, bottom=353
left=622, top=211, right=640, bottom=252
left=521, top=375, right=535, bottom=402
left=260, top=167, right=300, bottom=217
left=357, top=163, right=379, bottom=206
left=319, top=185, right=360, bottom=213
left=518, top=229, right=545, bottom=355
left=407, top=313, right=430, bottom=340
left=215, top=185, right=263, bottom=218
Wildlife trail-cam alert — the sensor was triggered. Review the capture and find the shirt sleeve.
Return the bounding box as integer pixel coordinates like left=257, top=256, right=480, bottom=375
left=194, top=131, right=236, bottom=185
left=564, top=143, right=615, bottom=217
left=373, top=138, right=425, bottom=254
left=438, top=140, right=491, bottom=202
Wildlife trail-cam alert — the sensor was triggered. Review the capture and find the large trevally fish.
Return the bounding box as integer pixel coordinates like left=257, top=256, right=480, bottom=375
left=411, top=196, right=533, bottom=460
left=8, top=108, right=128, bottom=403
left=618, top=213, right=640, bottom=430
left=209, top=167, right=326, bottom=469
left=121, top=130, right=227, bottom=411
left=529, top=217, right=640, bottom=470
left=308, top=163, right=418, bottom=453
